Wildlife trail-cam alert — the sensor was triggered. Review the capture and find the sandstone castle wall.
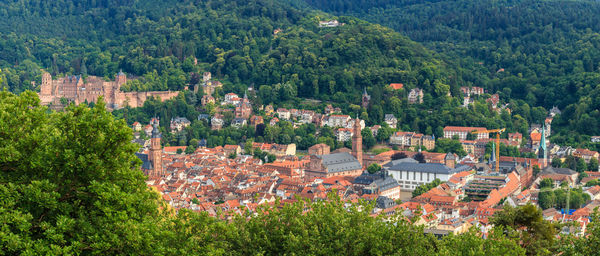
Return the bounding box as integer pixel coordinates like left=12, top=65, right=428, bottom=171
left=38, top=71, right=179, bottom=110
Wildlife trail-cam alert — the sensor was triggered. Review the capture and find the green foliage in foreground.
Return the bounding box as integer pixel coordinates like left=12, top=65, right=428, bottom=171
left=0, top=91, right=598, bottom=255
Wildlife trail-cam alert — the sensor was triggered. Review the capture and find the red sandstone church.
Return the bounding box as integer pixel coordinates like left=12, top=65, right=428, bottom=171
left=38, top=71, right=179, bottom=110
left=305, top=117, right=364, bottom=180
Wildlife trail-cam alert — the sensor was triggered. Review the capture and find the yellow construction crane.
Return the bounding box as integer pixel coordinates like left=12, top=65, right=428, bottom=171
left=471, top=128, right=506, bottom=173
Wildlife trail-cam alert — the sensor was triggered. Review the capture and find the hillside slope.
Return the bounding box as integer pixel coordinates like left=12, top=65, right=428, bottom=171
left=0, top=0, right=449, bottom=104
left=300, top=0, right=600, bottom=143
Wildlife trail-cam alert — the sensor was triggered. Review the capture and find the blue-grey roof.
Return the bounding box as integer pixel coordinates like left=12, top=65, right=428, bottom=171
left=374, top=175, right=400, bottom=191
left=386, top=162, right=466, bottom=175
left=353, top=172, right=380, bottom=185
left=232, top=118, right=247, bottom=124
left=383, top=158, right=418, bottom=168
left=198, top=114, right=210, bottom=120
left=317, top=152, right=362, bottom=173
left=376, top=196, right=396, bottom=209
left=542, top=166, right=576, bottom=176
left=172, top=117, right=191, bottom=124
left=136, top=153, right=153, bottom=170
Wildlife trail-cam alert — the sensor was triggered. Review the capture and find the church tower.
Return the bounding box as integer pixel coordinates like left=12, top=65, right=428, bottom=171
left=236, top=90, right=252, bottom=119
left=352, top=117, right=363, bottom=167
left=538, top=124, right=548, bottom=168
left=149, top=119, right=163, bottom=178
left=361, top=88, right=371, bottom=108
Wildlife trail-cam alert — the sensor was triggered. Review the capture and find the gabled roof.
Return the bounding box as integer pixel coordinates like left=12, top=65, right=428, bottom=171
left=317, top=152, right=362, bottom=173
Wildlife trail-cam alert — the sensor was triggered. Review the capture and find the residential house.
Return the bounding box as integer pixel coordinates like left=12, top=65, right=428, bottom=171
left=336, top=128, right=353, bottom=142
left=201, top=95, right=215, bottom=106
left=299, top=110, right=316, bottom=124
left=170, top=117, right=191, bottom=133
left=508, top=132, right=523, bottom=144
left=269, top=117, right=279, bottom=126
left=211, top=114, right=224, bottom=130
left=277, top=108, right=291, bottom=120
left=389, top=131, right=434, bottom=150
left=144, top=124, right=153, bottom=136
left=324, top=115, right=351, bottom=128
left=408, top=88, right=424, bottom=104
left=249, top=115, right=264, bottom=127
left=231, top=118, right=247, bottom=128
left=370, top=125, right=381, bottom=136
left=197, top=114, right=210, bottom=122
left=550, top=106, right=561, bottom=117
left=318, top=20, right=342, bottom=27
left=443, top=126, right=488, bottom=140
left=384, top=114, right=398, bottom=128
left=224, top=145, right=242, bottom=156
left=573, top=148, right=599, bottom=164
left=265, top=105, right=274, bottom=115
left=132, top=121, right=142, bottom=131
left=487, top=94, right=500, bottom=109
left=223, top=93, right=239, bottom=105
left=460, top=86, right=484, bottom=97
left=461, top=140, right=476, bottom=155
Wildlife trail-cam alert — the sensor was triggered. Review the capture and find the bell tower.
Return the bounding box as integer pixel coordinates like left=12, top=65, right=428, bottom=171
left=149, top=119, right=163, bottom=177
left=352, top=117, right=363, bottom=167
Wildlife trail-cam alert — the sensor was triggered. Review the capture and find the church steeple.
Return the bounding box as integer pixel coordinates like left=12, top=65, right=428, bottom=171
left=538, top=124, right=548, bottom=168
left=352, top=116, right=363, bottom=167
left=361, top=87, right=370, bottom=108
left=489, top=142, right=496, bottom=166
left=149, top=118, right=163, bottom=178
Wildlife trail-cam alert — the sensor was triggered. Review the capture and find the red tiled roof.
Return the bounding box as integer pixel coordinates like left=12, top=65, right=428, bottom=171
left=389, top=83, right=404, bottom=90
left=530, top=132, right=542, bottom=142
left=164, top=146, right=187, bottom=153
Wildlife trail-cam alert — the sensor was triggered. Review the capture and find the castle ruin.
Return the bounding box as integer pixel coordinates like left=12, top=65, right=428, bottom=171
left=38, top=71, right=179, bottom=110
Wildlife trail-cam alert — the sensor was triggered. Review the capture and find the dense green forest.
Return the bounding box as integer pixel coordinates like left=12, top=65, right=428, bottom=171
left=299, top=0, right=600, bottom=144
left=0, top=0, right=447, bottom=101
left=4, top=90, right=600, bottom=255
left=3, top=0, right=600, bottom=147
left=0, top=0, right=549, bottom=143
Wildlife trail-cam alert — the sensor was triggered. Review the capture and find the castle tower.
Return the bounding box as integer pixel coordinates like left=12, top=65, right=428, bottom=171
left=41, top=72, right=53, bottom=95
left=538, top=124, right=548, bottom=168
left=352, top=117, right=363, bottom=167
left=116, top=70, right=127, bottom=87
left=149, top=119, right=163, bottom=178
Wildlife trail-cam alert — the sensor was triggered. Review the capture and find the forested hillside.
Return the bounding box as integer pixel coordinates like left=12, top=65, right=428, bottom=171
left=0, top=0, right=447, bottom=103
left=300, top=0, right=600, bottom=144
